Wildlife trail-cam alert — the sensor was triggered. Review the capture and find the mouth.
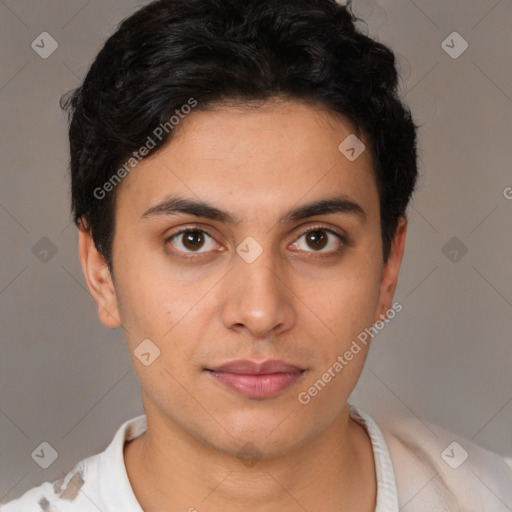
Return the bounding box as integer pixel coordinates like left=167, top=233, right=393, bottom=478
left=205, top=359, right=306, bottom=399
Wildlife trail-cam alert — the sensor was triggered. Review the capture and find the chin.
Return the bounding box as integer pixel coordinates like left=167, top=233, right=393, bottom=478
left=215, top=412, right=312, bottom=455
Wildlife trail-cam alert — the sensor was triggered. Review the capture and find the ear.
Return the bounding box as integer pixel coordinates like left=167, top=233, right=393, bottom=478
left=374, top=216, right=407, bottom=323
left=78, top=226, right=122, bottom=329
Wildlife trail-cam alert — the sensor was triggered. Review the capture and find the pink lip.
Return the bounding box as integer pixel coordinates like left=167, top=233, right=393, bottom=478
left=207, top=359, right=305, bottom=399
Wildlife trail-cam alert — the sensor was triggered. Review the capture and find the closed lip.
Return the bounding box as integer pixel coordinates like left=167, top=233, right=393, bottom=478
left=206, top=359, right=304, bottom=375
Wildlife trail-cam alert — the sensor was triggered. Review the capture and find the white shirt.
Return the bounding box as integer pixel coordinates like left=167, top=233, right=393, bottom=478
left=1, top=405, right=510, bottom=511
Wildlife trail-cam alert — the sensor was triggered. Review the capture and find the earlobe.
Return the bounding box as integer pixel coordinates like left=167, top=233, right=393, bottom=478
left=78, top=227, right=122, bottom=329
left=374, top=217, right=407, bottom=323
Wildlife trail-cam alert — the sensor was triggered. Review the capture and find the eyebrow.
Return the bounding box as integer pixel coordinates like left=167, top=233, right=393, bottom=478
left=140, top=194, right=366, bottom=225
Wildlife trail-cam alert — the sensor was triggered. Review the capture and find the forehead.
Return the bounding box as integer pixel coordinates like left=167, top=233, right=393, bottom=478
left=116, top=99, right=379, bottom=223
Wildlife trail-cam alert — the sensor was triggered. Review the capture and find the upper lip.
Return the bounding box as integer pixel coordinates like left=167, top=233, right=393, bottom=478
left=208, top=359, right=304, bottom=375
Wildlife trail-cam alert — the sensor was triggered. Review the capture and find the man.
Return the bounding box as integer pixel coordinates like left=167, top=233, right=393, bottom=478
left=2, top=0, right=510, bottom=510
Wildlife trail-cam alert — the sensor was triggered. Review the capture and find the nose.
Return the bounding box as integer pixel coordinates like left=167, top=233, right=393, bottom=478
left=220, top=246, right=296, bottom=339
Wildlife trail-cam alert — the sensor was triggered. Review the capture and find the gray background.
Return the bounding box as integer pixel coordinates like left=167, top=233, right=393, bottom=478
left=1, top=0, right=511, bottom=502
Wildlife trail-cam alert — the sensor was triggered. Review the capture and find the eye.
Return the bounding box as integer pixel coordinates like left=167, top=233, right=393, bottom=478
left=165, top=225, right=346, bottom=259
left=290, top=227, right=345, bottom=254
left=167, top=229, right=219, bottom=254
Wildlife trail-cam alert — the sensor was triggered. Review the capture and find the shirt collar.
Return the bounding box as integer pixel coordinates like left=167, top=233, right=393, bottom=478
left=98, top=405, right=398, bottom=512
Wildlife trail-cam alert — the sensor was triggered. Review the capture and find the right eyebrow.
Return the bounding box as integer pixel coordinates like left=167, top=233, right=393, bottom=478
left=140, top=196, right=241, bottom=224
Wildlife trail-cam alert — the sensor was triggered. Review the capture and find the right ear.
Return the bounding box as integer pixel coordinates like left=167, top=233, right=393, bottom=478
left=78, top=225, right=122, bottom=329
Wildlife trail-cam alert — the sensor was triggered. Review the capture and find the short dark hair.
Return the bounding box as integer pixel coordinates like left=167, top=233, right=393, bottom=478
left=61, top=0, right=419, bottom=270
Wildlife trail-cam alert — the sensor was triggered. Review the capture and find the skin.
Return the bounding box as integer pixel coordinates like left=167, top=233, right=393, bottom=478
left=79, top=99, right=407, bottom=512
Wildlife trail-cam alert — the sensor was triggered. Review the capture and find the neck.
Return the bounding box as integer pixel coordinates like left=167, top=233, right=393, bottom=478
left=124, top=403, right=376, bottom=512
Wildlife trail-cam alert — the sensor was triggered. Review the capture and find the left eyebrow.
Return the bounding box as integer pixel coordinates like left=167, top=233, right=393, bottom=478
left=140, top=194, right=366, bottom=224
left=278, top=196, right=366, bottom=224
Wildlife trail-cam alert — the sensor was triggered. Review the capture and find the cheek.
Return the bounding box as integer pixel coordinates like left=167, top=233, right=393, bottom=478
left=310, top=260, right=382, bottom=340
left=113, top=262, right=215, bottom=370
left=113, top=250, right=188, bottom=332
left=296, top=271, right=380, bottom=412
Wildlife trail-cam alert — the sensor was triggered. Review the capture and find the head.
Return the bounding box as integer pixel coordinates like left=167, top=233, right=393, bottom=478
left=64, top=0, right=418, bottom=458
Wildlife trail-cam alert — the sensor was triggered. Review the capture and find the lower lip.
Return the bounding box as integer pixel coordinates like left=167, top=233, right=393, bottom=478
left=208, top=371, right=305, bottom=399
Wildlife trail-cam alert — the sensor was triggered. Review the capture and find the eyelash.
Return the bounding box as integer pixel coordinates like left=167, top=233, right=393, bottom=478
left=165, top=225, right=348, bottom=261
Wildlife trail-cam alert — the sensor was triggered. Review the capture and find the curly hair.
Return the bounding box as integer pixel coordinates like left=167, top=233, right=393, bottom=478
left=61, top=0, right=419, bottom=270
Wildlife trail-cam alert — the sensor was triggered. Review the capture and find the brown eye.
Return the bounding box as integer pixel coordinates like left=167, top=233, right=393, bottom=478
left=182, top=231, right=205, bottom=251
left=305, top=230, right=328, bottom=251
left=168, top=230, right=217, bottom=254
left=292, top=228, right=344, bottom=254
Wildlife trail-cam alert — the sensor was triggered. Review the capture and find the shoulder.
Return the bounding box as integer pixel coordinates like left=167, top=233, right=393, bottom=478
left=0, top=455, right=101, bottom=512
left=0, top=414, right=146, bottom=512
left=377, top=413, right=512, bottom=511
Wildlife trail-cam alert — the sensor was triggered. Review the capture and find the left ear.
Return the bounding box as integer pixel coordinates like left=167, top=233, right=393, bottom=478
left=374, top=216, right=407, bottom=323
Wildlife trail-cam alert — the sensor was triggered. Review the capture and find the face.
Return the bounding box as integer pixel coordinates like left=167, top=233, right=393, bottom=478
left=80, top=99, right=406, bottom=458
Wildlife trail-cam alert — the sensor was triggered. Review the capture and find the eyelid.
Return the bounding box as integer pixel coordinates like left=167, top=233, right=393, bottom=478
left=297, top=224, right=347, bottom=242
left=166, top=226, right=217, bottom=243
